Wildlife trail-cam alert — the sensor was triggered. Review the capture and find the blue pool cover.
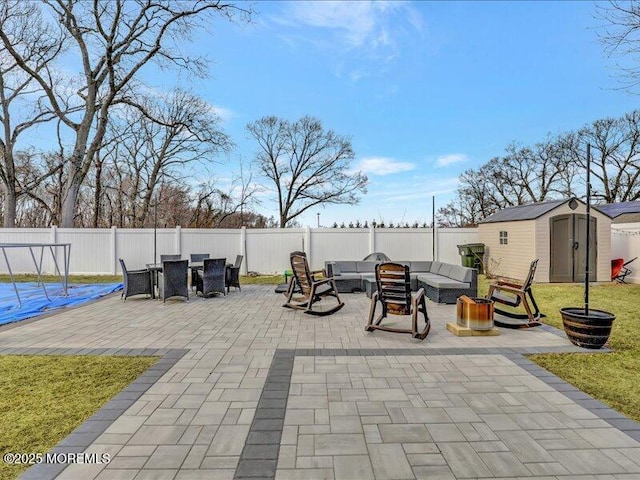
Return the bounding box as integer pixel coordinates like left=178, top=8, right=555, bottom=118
left=0, top=282, right=123, bottom=326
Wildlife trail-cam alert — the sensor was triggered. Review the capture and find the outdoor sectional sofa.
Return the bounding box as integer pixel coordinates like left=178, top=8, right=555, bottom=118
left=324, top=260, right=477, bottom=304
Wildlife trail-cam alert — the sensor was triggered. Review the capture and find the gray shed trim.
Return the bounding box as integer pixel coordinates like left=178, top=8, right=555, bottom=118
left=479, top=198, right=612, bottom=224
left=596, top=200, right=640, bottom=218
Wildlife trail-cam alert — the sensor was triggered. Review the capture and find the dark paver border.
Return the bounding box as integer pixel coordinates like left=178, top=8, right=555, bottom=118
left=0, top=347, right=187, bottom=480
left=233, top=346, right=639, bottom=480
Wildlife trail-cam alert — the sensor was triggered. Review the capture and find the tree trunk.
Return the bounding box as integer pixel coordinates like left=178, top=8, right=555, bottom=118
left=3, top=184, right=16, bottom=228
left=92, top=158, right=103, bottom=228
left=60, top=180, right=81, bottom=227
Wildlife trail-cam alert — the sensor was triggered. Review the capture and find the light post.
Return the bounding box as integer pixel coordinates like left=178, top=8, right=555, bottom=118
left=317, top=212, right=320, bottom=228
left=153, top=200, right=158, bottom=265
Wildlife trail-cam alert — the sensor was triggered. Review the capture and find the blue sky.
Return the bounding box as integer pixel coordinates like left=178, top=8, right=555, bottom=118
left=72, top=2, right=640, bottom=226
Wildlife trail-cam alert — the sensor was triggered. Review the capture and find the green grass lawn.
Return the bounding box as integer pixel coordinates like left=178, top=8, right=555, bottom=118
left=0, top=355, right=157, bottom=480
left=478, top=276, right=640, bottom=423
left=240, top=274, right=284, bottom=285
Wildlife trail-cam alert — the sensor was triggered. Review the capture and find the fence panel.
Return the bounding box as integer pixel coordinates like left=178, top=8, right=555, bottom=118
left=117, top=229, right=175, bottom=273
left=437, top=228, right=481, bottom=266
left=57, top=229, right=111, bottom=274
left=310, top=229, right=369, bottom=270
left=181, top=229, right=241, bottom=265
left=0, top=229, right=59, bottom=274
left=374, top=229, right=433, bottom=261
left=246, top=229, right=304, bottom=274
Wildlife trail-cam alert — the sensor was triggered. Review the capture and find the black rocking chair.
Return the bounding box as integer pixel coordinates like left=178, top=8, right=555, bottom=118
left=365, top=262, right=430, bottom=340
left=487, top=259, right=543, bottom=328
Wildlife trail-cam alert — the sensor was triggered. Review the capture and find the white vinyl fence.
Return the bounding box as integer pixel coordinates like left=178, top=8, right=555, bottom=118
left=0, top=227, right=480, bottom=275
left=611, top=223, right=640, bottom=283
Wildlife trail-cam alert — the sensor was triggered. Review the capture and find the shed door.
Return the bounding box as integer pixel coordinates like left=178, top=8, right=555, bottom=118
left=550, top=215, right=573, bottom=282
left=549, top=214, right=597, bottom=283
left=574, top=215, right=597, bottom=282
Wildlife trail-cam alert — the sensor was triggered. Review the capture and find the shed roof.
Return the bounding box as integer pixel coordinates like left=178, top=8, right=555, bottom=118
left=595, top=200, right=640, bottom=218
left=479, top=198, right=611, bottom=224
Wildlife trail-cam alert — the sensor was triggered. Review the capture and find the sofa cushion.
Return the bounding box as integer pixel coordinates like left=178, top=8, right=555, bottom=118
left=335, top=261, right=358, bottom=273
left=416, top=273, right=443, bottom=283
left=449, top=265, right=474, bottom=283
left=410, top=261, right=432, bottom=273
left=357, top=262, right=377, bottom=273
left=423, top=277, right=470, bottom=289
left=437, top=263, right=453, bottom=278
left=333, top=273, right=361, bottom=281
left=430, top=261, right=442, bottom=273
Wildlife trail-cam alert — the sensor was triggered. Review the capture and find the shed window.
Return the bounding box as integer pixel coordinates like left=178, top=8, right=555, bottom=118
left=499, top=231, right=508, bottom=245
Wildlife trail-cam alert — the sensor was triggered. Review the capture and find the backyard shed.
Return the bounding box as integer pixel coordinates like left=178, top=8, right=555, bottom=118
left=478, top=198, right=612, bottom=283
left=596, top=200, right=640, bottom=224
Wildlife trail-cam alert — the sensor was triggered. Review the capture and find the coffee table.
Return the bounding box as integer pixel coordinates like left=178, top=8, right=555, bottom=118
left=363, top=277, right=377, bottom=298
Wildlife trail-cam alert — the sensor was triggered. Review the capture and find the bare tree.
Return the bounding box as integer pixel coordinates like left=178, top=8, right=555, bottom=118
left=189, top=164, right=261, bottom=228
left=597, top=1, right=640, bottom=92
left=248, top=116, right=367, bottom=228
left=438, top=134, right=580, bottom=226
left=438, top=109, right=640, bottom=227
left=0, top=0, right=251, bottom=227
left=0, top=2, right=66, bottom=226
left=566, top=111, right=640, bottom=202
left=95, top=89, right=232, bottom=227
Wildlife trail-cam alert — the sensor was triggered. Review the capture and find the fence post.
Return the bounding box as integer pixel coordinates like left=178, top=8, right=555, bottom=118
left=240, top=226, right=247, bottom=274
left=305, top=227, right=311, bottom=267
left=111, top=226, right=117, bottom=274
left=175, top=226, right=181, bottom=255
left=433, top=227, right=439, bottom=261
left=369, top=225, right=375, bottom=254
left=50, top=225, right=57, bottom=275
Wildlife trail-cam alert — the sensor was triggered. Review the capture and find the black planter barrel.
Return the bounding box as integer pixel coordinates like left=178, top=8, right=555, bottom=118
left=560, top=307, right=615, bottom=349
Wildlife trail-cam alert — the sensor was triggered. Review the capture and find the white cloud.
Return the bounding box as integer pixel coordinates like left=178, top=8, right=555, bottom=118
left=436, top=153, right=468, bottom=167
left=365, top=176, right=459, bottom=202
left=269, top=1, right=424, bottom=82
left=288, top=2, right=377, bottom=48
left=208, top=105, right=234, bottom=123
left=354, top=157, right=415, bottom=176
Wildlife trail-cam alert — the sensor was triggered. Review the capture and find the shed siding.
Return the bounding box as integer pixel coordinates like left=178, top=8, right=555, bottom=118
left=536, top=203, right=611, bottom=282
left=478, top=220, right=536, bottom=281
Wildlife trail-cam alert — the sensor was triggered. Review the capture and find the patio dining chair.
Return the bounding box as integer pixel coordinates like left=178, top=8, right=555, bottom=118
left=487, top=259, right=542, bottom=328
left=196, top=258, right=227, bottom=297
left=226, top=255, right=243, bottom=293
left=365, top=262, right=431, bottom=340
left=190, top=253, right=210, bottom=290
left=160, top=254, right=181, bottom=262
left=119, top=259, right=153, bottom=301
left=283, top=251, right=344, bottom=316
left=158, top=259, right=189, bottom=302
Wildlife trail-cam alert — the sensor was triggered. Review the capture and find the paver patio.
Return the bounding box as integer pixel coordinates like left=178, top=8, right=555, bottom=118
left=1, top=285, right=638, bottom=479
